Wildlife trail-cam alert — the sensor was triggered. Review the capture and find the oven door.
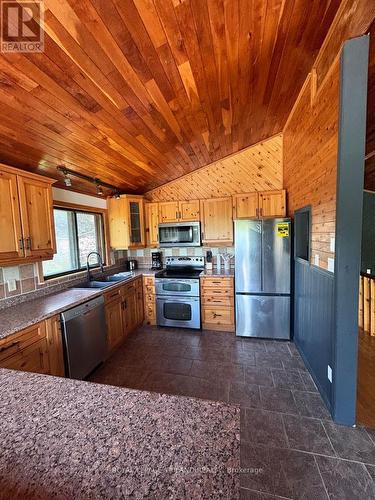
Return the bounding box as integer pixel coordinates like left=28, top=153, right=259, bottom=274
left=156, top=297, right=201, bottom=329
left=158, top=222, right=201, bottom=247
left=155, top=278, right=200, bottom=297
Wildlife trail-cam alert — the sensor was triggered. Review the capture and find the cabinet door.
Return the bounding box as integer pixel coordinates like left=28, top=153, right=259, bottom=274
left=128, top=198, right=145, bottom=248
left=259, top=190, right=286, bottom=217
left=17, top=176, right=56, bottom=259
left=159, top=201, right=179, bottom=223
left=145, top=202, right=159, bottom=246
left=45, top=315, right=65, bottom=377
left=179, top=200, right=200, bottom=221
left=123, top=290, right=137, bottom=336
left=0, top=338, right=50, bottom=374
left=201, top=197, right=233, bottom=245
left=107, top=197, right=129, bottom=249
left=105, top=296, right=125, bottom=351
left=233, top=192, right=259, bottom=219
left=0, top=169, right=24, bottom=263
left=136, top=280, right=144, bottom=326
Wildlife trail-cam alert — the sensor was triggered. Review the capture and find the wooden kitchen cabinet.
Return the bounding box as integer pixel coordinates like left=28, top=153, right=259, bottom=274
left=143, top=276, right=156, bottom=325
left=135, top=277, right=144, bottom=326
left=201, top=276, right=235, bottom=332
left=233, top=192, right=259, bottom=218
left=107, top=195, right=145, bottom=249
left=259, top=190, right=286, bottom=217
left=122, top=288, right=137, bottom=336
left=145, top=202, right=159, bottom=247
left=0, top=321, right=52, bottom=375
left=200, top=197, right=233, bottom=246
left=158, top=200, right=200, bottom=223
left=158, top=201, right=179, bottom=223
left=0, top=164, right=56, bottom=266
left=233, top=189, right=286, bottom=219
left=45, top=315, right=65, bottom=377
left=105, top=293, right=125, bottom=351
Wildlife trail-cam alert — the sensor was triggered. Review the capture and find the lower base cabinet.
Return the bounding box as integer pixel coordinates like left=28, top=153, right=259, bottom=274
left=201, top=277, right=235, bottom=332
left=143, top=276, right=156, bottom=325
left=0, top=317, right=64, bottom=376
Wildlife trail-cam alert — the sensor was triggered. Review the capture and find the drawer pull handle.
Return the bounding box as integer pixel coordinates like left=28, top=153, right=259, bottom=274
left=0, top=341, right=20, bottom=353
left=213, top=313, right=222, bottom=318
left=109, top=293, right=118, bottom=299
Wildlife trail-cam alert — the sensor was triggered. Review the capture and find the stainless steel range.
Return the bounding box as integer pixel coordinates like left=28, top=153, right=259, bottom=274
left=155, top=256, right=204, bottom=329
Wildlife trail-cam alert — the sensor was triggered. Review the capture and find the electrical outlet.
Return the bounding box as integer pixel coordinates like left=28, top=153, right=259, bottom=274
left=327, top=365, right=332, bottom=383
left=7, top=279, right=17, bottom=292
left=367, top=269, right=372, bottom=274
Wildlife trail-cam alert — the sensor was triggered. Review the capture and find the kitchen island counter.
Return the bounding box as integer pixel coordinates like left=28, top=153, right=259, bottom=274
left=0, top=369, right=240, bottom=499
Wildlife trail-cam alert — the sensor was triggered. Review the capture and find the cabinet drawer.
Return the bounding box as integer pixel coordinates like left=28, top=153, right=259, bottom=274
left=0, top=338, right=50, bottom=374
left=145, top=302, right=156, bottom=319
left=201, top=277, right=233, bottom=288
left=145, top=285, right=155, bottom=295
left=143, top=276, right=155, bottom=287
left=201, top=286, right=233, bottom=297
left=104, top=287, right=122, bottom=303
left=201, top=306, right=234, bottom=326
left=121, top=282, right=136, bottom=295
left=0, top=322, right=46, bottom=362
left=201, top=295, right=234, bottom=307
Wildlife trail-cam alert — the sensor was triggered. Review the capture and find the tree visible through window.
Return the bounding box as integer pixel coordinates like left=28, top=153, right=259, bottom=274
left=43, top=208, right=105, bottom=278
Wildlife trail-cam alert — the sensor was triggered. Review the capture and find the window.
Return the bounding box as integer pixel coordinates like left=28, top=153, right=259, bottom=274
left=295, top=206, right=311, bottom=262
left=42, top=208, right=105, bottom=279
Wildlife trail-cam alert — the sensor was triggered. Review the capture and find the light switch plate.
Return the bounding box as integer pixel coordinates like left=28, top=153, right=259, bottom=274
left=328, top=258, right=335, bottom=273
left=330, top=237, right=335, bottom=253
left=327, top=365, right=333, bottom=383
left=367, top=269, right=372, bottom=274
left=314, top=254, right=320, bottom=266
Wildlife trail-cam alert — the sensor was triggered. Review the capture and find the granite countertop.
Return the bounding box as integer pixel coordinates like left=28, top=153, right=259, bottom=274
left=0, top=369, right=240, bottom=499
left=200, top=268, right=235, bottom=277
left=0, top=270, right=156, bottom=341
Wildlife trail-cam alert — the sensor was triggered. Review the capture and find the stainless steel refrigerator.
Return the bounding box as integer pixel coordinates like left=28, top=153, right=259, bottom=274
left=235, top=218, right=291, bottom=339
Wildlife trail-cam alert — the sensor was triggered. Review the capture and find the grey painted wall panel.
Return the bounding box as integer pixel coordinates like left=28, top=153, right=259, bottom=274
left=294, top=260, right=334, bottom=410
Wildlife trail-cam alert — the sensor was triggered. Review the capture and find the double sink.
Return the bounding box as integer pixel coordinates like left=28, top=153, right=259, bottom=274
left=75, top=272, right=134, bottom=289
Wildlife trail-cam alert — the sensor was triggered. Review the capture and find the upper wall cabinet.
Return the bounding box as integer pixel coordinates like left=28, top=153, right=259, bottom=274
left=0, top=164, right=56, bottom=266
left=145, top=202, right=159, bottom=247
left=107, top=195, right=145, bottom=250
left=159, top=200, right=200, bottom=223
left=200, top=197, right=233, bottom=246
left=259, top=190, right=286, bottom=217
left=233, top=189, right=286, bottom=218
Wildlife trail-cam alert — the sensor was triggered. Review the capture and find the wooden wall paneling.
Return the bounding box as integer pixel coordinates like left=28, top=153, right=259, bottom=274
left=146, top=135, right=283, bottom=201
left=283, top=61, right=340, bottom=270
left=0, top=1, right=343, bottom=195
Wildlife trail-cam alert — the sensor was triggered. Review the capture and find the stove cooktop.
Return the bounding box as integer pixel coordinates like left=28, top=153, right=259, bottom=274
left=155, top=269, right=202, bottom=279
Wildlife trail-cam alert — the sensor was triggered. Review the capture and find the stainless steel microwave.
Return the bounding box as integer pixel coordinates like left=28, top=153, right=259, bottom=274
left=158, top=221, right=201, bottom=247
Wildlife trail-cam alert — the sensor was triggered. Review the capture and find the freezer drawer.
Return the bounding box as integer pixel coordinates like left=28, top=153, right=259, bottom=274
left=236, top=294, right=290, bottom=339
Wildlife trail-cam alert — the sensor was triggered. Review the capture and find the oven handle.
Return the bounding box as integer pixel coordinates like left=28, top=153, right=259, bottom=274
left=156, top=279, right=200, bottom=285
left=156, top=297, right=200, bottom=303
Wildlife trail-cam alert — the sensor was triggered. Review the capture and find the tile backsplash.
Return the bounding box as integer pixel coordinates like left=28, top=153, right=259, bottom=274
left=0, top=250, right=127, bottom=309
left=128, top=246, right=235, bottom=268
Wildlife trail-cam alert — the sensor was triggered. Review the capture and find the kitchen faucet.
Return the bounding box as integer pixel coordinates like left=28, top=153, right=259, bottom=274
left=86, top=252, right=104, bottom=281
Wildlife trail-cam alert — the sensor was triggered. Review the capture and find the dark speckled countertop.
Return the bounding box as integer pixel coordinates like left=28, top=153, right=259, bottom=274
left=0, top=369, right=240, bottom=499
left=0, top=270, right=156, bottom=341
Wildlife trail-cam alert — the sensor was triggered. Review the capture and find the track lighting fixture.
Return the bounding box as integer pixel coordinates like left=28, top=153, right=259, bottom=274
left=57, top=166, right=121, bottom=197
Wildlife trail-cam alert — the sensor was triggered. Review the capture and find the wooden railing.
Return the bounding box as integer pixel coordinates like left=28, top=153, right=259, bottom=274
left=359, top=274, right=375, bottom=336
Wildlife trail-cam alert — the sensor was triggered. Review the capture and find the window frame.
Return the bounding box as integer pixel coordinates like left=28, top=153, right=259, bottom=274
left=294, top=205, right=312, bottom=264
left=42, top=201, right=110, bottom=280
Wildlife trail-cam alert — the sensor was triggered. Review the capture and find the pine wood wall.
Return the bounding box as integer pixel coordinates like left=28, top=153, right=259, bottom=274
left=283, top=61, right=339, bottom=271
left=145, top=134, right=282, bottom=201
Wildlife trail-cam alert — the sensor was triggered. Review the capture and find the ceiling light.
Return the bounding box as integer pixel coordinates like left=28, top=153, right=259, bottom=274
left=96, top=183, right=104, bottom=196
left=61, top=168, right=72, bottom=187
left=114, top=190, right=121, bottom=199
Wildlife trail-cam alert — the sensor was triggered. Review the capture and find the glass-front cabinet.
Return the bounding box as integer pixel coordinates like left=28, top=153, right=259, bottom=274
left=107, top=195, right=145, bottom=249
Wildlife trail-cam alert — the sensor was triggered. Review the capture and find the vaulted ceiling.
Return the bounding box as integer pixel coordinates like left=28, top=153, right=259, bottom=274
left=0, top=0, right=342, bottom=195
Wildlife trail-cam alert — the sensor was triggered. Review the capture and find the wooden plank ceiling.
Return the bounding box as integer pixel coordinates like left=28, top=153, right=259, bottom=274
left=0, top=0, right=342, bottom=196
left=146, top=134, right=282, bottom=200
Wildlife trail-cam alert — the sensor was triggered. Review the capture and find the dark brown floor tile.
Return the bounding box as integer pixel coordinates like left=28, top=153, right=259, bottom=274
left=241, top=444, right=328, bottom=499
left=241, top=409, right=288, bottom=448
left=260, top=387, right=298, bottom=415
left=293, top=391, right=331, bottom=419
left=316, top=455, right=375, bottom=500
left=240, top=488, right=286, bottom=499
left=281, top=355, right=307, bottom=372
left=282, top=414, right=335, bottom=456
left=255, top=353, right=284, bottom=369
left=241, top=339, right=267, bottom=354
left=244, top=366, right=274, bottom=387
left=232, top=350, right=256, bottom=366
left=190, top=360, right=244, bottom=383
left=182, top=345, right=233, bottom=362
left=300, top=372, right=318, bottom=392
left=229, top=382, right=261, bottom=407
left=271, top=369, right=305, bottom=390
left=146, top=355, right=193, bottom=375
left=322, top=422, right=375, bottom=464
left=264, top=341, right=292, bottom=356
left=199, top=330, right=238, bottom=347
left=287, top=343, right=300, bottom=357
left=365, top=427, right=375, bottom=445
left=366, top=464, right=375, bottom=481
left=89, top=365, right=148, bottom=390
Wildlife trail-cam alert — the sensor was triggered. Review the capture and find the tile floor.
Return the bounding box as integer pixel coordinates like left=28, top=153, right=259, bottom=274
left=89, top=326, right=375, bottom=500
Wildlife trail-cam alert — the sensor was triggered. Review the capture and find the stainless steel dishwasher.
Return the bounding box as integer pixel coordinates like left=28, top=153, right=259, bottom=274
left=60, top=296, right=107, bottom=380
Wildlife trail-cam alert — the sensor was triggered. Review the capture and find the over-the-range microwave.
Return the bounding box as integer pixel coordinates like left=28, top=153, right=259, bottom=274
left=158, top=221, right=201, bottom=247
